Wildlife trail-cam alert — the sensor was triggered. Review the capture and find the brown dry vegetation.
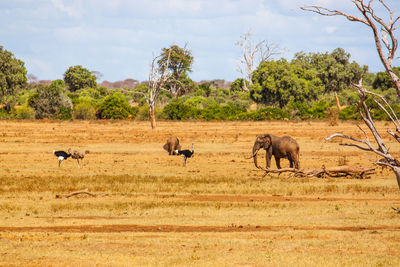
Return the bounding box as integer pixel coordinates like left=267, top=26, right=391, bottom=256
left=0, top=120, right=399, bottom=266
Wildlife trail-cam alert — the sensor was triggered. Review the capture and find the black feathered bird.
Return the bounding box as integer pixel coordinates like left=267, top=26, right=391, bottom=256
left=53, top=149, right=71, bottom=167
left=175, top=143, right=194, bottom=166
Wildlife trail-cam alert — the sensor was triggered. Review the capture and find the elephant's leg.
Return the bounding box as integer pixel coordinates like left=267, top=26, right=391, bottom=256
left=266, top=148, right=273, bottom=169
left=275, top=157, right=281, bottom=169
left=295, top=158, right=300, bottom=169
left=289, top=152, right=300, bottom=169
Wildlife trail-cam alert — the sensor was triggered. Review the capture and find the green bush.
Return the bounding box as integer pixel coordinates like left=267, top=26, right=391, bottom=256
left=14, top=105, right=35, bottom=119
left=96, top=92, right=135, bottom=119
left=200, top=103, right=246, bottom=120
left=287, top=100, right=330, bottom=120
left=28, top=80, right=73, bottom=119
left=136, top=104, right=150, bottom=121
left=58, top=107, right=73, bottom=120
left=339, top=106, right=360, bottom=120
left=184, top=96, right=215, bottom=109
left=162, top=101, right=199, bottom=120
left=0, top=108, right=10, bottom=119
left=248, top=107, right=290, bottom=121
left=230, top=78, right=246, bottom=91
left=73, top=102, right=96, bottom=120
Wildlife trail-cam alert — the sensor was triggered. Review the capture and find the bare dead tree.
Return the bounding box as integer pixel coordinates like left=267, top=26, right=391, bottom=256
left=301, top=0, right=400, bottom=188
left=146, top=52, right=171, bottom=129
left=235, top=30, right=283, bottom=91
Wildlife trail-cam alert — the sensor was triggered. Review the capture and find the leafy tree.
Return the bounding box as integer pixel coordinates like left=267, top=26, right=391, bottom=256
left=230, top=78, right=246, bottom=92
left=292, top=48, right=367, bottom=94
left=63, top=65, right=97, bottom=92
left=28, top=79, right=73, bottom=119
left=96, top=92, right=135, bottom=119
left=249, top=59, right=322, bottom=108
left=0, top=46, right=28, bottom=111
left=157, top=45, right=194, bottom=97
left=372, top=67, right=400, bottom=90
left=196, top=82, right=213, bottom=97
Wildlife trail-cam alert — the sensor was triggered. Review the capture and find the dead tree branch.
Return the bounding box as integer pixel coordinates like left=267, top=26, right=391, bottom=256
left=55, top=188, right=97, bottom=199
left=260, top=166, right=375, bottom=179
left=302, top=0, right=400, bottom=188
left=301, top=0, right=400, bottom=96
left=146, top=52, right=171, bottom=129
left=236, top=30, right=283, bottom=91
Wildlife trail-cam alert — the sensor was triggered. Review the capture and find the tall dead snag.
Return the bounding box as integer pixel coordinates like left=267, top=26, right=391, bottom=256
left=235, top=30, right=283, bottom=91
left=146, top=53, right=171, bottom=129
left=301, top=0, right=400, bottom=188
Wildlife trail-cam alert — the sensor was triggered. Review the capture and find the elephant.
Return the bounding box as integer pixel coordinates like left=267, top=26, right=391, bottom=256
left=252, top=134, right=300, bottom=170
left=163, top=136, right=181, bottom=155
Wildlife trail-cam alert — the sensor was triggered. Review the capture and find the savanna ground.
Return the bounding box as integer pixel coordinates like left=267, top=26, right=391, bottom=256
left=0, top=119, right=399, bottom=266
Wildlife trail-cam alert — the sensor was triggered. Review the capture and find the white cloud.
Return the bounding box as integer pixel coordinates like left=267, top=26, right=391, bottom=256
left=323, top=26, right=336, bottom=34
left=50, top=0, right=83, bottom=18
left=2, top=0, right=397, bottom=81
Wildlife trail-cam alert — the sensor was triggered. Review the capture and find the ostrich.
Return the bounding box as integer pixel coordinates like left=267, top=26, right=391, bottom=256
left=69, top=148, right=90, bottom=168
left=175, top=143, right=194, bottom=166
left=53, top=149, right=71, bottom=167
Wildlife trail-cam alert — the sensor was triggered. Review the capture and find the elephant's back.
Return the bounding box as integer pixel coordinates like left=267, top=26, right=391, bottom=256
left=273, top=136, right=299, bottom=155
left=166, top=136, right=179, bottom=143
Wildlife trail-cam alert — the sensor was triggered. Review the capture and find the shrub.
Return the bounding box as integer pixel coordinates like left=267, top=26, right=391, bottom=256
left=58, top=107, right=73, bottom=120
left=73, top=102, right=96, bottom=120
left=28, top=80, right=73, bottom=119
left=248, top=107, right=290, bottom=121
left=14, top=105, right=35, bottom=119
left=136, top=104, right=150, bottom=121
left=327, top=107, right=339, bottom=126
left=230, top=78, right=246, bottom=91
left=200, top=103, right=246, bottom=120
left=184, top=96, right=215, bottom=109
left=339, top=105, right=360, bottom=120
left=287, top=100, right=330, bottom=120
left=96, top=92, right=135, bottom=119
left=0, top=108, right=10, bottom=119
left=162, top=101, right=199, bottom=120
left=309, top=100, right=331, bottom=119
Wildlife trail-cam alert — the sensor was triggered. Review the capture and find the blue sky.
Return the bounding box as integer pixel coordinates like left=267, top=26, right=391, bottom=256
left=1, top=0, right=399, bottom=82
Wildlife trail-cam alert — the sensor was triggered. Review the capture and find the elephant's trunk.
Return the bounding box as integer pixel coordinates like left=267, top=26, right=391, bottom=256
left=252, top=144, right=261, bottom=169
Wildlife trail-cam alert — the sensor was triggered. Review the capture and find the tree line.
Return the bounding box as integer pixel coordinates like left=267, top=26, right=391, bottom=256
left=0, top=44, right=399, bottom=122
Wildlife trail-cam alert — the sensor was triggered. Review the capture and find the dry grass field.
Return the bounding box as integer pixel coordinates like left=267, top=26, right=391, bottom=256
left=0, top=119, right=399, bottom=266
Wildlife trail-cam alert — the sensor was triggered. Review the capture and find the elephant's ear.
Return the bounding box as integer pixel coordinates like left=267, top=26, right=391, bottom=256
left=262, top=134, right=271, bottom=139
left=163, top=143, right=168, bottom=151
left=263, top=134, right=272, bottom=147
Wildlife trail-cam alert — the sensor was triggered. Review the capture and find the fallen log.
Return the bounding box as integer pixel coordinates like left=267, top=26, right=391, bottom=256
left=260, top=165, right=375, bottom=179
left=56, top=188, right=97, bottom=199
